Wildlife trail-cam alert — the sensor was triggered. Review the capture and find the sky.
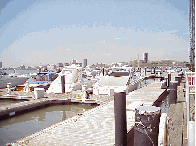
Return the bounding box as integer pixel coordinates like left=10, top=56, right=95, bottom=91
left=0, top=0, right=190, bottom=67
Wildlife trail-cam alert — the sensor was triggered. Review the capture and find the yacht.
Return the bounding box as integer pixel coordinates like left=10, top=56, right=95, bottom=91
left=47, top=65, right=97, bottom=93
left=15, top=72, right=58, bottom=91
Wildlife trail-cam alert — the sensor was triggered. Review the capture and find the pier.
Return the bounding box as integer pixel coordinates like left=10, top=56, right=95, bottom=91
left=9, top=79, right=166, bottom=145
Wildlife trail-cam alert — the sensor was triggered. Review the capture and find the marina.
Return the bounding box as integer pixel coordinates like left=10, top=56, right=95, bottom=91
left=0, top=67, right=194, bottom=146
left=0, top=0, right=195, bottom=145
left=11, top=80, right=166, bottom=145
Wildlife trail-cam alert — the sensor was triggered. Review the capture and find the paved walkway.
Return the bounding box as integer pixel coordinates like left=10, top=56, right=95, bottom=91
left=12, top=81, right=166, bottom=146
left=167, top=76, right=195, bottom=146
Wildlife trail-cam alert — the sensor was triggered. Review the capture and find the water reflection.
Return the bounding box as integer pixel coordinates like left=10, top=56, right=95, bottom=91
left=0, top=104, right=96, bottom=146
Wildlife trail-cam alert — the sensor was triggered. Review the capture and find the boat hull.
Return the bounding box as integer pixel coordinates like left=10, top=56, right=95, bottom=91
left=0, top=76, right=28, bottom=89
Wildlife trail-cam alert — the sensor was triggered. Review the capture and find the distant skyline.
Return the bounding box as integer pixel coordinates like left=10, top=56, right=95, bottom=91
left=0, top=0, right=190, bottom=67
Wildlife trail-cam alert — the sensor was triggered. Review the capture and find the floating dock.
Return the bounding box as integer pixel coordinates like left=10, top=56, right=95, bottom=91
left=11, top=80, right=166, bottom=145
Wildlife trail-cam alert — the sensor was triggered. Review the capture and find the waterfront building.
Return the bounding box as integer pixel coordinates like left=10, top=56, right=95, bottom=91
left=143, top=52, right=148, bottom=63
left=83, top=59, right=87, bottom=68
left=57, top=63, right=64, bottom=68
left=64, top=63, right=70, bottom=66
left=96, top=63, right=106, bottom=68
left=72, top=59, right=76, bottom=64
left=18, top=65, right=25, bottom=69
left=47, top=64, right=56, bottom=71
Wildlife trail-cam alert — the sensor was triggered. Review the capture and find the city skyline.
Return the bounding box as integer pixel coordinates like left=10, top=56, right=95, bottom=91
left=0, top=0, right=190, bottom=68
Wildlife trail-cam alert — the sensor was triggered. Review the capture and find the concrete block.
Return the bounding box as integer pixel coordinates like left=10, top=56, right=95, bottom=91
left=34, top=88, right=45, bottom=99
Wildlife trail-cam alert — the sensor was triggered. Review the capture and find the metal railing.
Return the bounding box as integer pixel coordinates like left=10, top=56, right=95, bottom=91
left=185, top=71, right=195, bottom=146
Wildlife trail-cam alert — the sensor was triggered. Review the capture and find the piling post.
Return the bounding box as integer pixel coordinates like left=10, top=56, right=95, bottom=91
left=134, top=106, right=161, bottom=146
left=175, top=76, right=181, bottom=86
left=114, top=92, right=127, bottom=146
left=165, top=77, right=168, bottom=87
left=144, top=67, right=147, bottom=76
left=168, top=81, right=178, bottom=105
left=61, top=75, right=65, bottom=93
left=168, top=73, right=171, bottom=87
left=102, top=67, right=105, bottom=76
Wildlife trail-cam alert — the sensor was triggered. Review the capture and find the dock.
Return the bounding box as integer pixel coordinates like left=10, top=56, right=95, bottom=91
left=11, top=80, right=166, bottom=145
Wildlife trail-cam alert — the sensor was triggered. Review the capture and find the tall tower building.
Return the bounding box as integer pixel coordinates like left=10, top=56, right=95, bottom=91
left=83, top=59, right=87, bottom=68
left=0, top=62, right=2, bottom=68
left=143, top=52, right=148, bottom=63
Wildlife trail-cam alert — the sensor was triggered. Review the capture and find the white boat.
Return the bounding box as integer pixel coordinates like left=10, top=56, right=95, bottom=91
left=18, top=72, right=58, bottom=91
left=47, top=65, right=97, bottom=93
left=108, top=67, right=130, bottom=76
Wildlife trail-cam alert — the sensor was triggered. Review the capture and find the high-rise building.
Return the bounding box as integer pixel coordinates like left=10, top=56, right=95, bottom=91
left=72, top=59, right=76, bottom=64
left=143, top=52, right=148, bottom=63
left=0, top=62, right=2, bottom=68
left=83, top=59, right=87, bottom=68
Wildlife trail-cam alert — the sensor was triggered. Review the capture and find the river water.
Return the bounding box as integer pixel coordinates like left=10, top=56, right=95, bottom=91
left=4, top=69, right=38, bottom=75
left=0, top=104, right=96, bottom=145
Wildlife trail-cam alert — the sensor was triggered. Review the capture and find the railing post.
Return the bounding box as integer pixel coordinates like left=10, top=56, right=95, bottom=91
left=186, top=73, right=190, bottom=139
left=188, top=121, right=195, bottom=146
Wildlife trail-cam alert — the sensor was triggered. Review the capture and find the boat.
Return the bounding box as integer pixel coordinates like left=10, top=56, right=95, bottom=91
left=15, top=72, right=58, bottom=91
left=108, top=67, right=130, bottom=76
left=0, top=75, right=29, bottom=89
left=47, top=65, right=97, bottom=93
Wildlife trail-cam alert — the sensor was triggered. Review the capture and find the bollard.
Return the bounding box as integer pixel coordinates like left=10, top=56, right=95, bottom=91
left=134, top=106, right=161, bottom=146
left=61, top=75, right=65, bottom=93
left=145, top=67, right=147, bottom=76
left=168, top=73, right=171, bottom=87
left=102, top=68, right=105, bottom=76
left=165, top=77, right=168, bottom=87
left=168, top=81, right=178, bottom=105
left=114, top=92, right=127, bottom=146
left=175, top=76, right=181, bottom=86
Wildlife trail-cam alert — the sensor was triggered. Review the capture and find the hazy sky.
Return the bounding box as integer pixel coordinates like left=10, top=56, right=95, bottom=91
left=0, top=0, right=190, bottom=67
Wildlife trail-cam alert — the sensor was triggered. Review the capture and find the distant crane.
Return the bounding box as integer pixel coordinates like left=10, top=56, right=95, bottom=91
left=189, top=0, right=195, bottom=71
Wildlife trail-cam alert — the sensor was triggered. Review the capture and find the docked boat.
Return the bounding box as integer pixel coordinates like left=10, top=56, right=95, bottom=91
left=15, top=72, right=58, bottom=91
left=108, top=67, right=130, bottom=76
left=47, top=65, right=97, bottom=93
left=0, top=75, right=28, bottom=89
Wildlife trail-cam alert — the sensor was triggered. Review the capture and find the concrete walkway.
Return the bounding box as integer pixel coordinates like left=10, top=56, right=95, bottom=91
left=167, top=76, right=195, bottom=146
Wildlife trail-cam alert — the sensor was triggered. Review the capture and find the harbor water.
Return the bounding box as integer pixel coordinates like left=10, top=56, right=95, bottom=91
left=4, top=69, right=37, bottom=75
left=0, top=104, right=96, bottom=145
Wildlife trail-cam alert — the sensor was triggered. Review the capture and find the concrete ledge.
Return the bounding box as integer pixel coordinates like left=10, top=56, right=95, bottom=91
left=0, top=99, right=98, bottom=120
